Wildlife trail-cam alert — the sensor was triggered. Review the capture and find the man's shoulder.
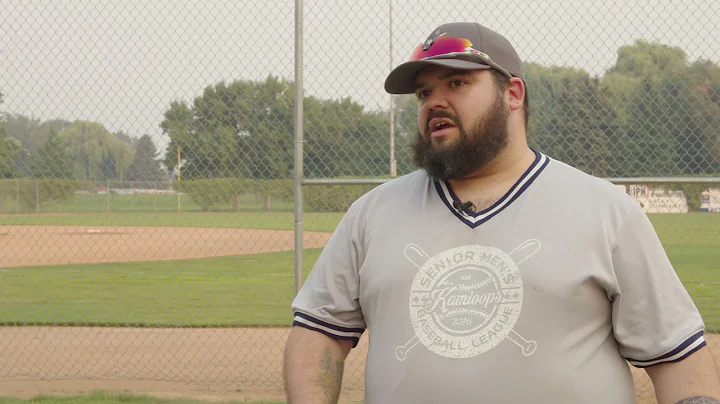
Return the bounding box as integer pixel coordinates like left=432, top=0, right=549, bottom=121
left=538, top=155, right=641, bottom=216
left=335, top=170, right=429, bottom=233
left=353, top=170, right=429, bottom=203
left=544, top=157, right=632, bottom=200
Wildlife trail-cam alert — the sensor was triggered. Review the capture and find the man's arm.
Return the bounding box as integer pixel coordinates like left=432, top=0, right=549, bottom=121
left=646, top=345, right=720, bottom=404
left=283, top=326, right=354, bottom=404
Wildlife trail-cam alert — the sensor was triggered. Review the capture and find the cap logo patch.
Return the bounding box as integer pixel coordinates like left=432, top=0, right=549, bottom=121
left=422, top=29, right=447, bottom=51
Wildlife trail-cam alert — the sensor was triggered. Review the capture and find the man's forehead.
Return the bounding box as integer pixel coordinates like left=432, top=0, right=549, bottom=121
left=413, top=67, right=476, bottom=88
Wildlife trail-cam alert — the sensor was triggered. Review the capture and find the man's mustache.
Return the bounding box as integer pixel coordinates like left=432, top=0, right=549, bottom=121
left=425, top=110, right=462, bottom=133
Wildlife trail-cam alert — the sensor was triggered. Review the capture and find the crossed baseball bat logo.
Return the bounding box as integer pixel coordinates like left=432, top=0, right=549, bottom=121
left=396, top=239, right=541, bottom=361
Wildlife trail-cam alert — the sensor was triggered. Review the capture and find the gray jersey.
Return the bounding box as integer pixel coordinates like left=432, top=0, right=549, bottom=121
left=291, top=150, right=706, bottom=403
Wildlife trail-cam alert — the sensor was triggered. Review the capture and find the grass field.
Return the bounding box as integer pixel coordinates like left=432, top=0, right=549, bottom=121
left=0, top=249, right=322, bottom=326
left=0, top=391, right=282, bottom=404
left=0, top=211, right=718, bottom=330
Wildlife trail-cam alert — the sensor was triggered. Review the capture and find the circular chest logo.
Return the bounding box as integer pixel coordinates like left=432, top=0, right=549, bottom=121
left=409, top=245, right=523, bottom=359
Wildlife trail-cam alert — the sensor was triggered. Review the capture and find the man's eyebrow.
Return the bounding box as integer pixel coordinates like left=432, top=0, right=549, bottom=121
left=440, top=69, right=472, bottom=79
left=414, top=69, right=472, bottom=91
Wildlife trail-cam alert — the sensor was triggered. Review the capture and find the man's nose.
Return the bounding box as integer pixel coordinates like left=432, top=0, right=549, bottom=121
left=426, top=89, right=449, bottom=110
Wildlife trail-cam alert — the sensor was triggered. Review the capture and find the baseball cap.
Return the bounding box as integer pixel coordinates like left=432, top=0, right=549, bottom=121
left=384, top=22, right=524, bottom=94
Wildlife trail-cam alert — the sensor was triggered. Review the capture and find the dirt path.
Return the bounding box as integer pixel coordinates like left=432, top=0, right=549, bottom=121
left=1, top=326, right=718, bottom=403
left=0, top=326, right=365, bottom=403
left=0, top=225, right=331, bottom=267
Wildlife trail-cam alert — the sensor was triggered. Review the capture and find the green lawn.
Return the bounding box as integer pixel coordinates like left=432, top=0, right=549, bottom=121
left=647, top=213, right=720, bottom=247
left=0, top=249, right=322, bottom=326
left=0, top=212, right=718, bottom=330
left=666, top=246, right=720, bottom=328
left=0, top=246, right=718, bottom=330
left=0, top=391, right=282, bottom=404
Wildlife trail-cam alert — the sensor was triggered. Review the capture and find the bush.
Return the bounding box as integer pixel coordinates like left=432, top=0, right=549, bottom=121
left=173, top=177, right=383, bottom=213
left=0, top=178, right=78, bottom=213
left=174, top=178, right=293, bottom=211
left=303, top=183, right=379, bottom=212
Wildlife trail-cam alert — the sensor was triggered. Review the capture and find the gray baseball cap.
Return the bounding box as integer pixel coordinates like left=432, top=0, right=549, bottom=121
left=384, top=22, right=524, bottom=94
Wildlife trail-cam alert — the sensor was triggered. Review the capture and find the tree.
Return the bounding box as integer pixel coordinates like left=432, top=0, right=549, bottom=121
left=103, top=140, right=135, bottom=182
left=161, top=100, right=194, bottom=178
left=2, top=114, right=71, bottom=177
left=602, top=40, right=720, bottom=176
left=0, top=91, right=5, bottom=140
left=113, top=130, right=137, bottom=148
left=389, top=94, right=422, bottom=176
left=0, top=137, right=22, bottom=178
left=29, top=129, right=74, bottom=179
left=160, top=76, right=392, bottom=179
left=125, top=134, right=165, bottom=182
left=0, top=91, right=23, bottom=178
left=524, top=63, right=617, bottom=177
left=671, top=60, right=720, bottom=175
left=58, top=120, right=134, bottom=182
left=3, top=114, right=64, bottom=156
left=302, top=95, right=393, bottom=178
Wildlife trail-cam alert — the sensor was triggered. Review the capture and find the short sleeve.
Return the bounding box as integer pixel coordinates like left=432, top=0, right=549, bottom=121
left=290, top=203, right=366, bottom=347
left=610, top=205, right=706, bottom=368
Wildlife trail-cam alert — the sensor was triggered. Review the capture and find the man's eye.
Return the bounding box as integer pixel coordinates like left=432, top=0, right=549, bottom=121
left=417, top=90, right=431, bottom=99
left=451, top=80, right=464, bottom=87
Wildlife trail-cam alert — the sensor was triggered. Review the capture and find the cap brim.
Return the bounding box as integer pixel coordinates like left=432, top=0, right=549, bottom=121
left=384, top=59, right=491, bottom=94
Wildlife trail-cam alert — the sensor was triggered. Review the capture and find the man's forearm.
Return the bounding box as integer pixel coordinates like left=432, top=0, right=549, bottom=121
left=283, top=326, right=352, bottom=404
left=646, top=345, right=720, bottom=404
left=315, top=345, right=345, bottom=403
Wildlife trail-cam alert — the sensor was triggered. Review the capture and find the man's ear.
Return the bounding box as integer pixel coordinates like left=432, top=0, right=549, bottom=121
left=507, top=77, right=525, bottom=112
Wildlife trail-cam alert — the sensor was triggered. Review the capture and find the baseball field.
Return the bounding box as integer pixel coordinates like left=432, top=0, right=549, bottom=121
left=0, top=193, right=719, bottom=403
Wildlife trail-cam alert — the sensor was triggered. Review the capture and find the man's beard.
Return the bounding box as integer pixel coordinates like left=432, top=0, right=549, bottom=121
left=411, top=96, right=510, bottom=181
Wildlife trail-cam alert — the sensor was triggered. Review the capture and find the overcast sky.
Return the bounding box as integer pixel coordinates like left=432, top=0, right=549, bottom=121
left=2, top=0, right=719, bottom=150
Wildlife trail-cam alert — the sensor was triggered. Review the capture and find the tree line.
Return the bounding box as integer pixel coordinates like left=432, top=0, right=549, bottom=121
left=161, top=39, right=720, bottom=180
left=1, top=39, right=719, bottom=186
left=0, top=106, right=166, bottom=184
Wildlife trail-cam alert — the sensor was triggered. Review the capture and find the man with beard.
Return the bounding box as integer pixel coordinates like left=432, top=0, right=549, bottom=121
left=283, top=22, right=720, bottom=404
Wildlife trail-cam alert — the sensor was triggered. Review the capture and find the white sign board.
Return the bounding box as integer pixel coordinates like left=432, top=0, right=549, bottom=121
left=626, top=184, right=688, bottom=213
left=701, top=188, right=720, bottom=213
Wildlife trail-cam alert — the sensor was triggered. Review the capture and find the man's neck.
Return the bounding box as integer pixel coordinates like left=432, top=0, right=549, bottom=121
left=447, top=143, right=536, bottom=209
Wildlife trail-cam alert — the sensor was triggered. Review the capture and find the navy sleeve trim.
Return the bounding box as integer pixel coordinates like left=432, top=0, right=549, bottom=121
left=626, top=330, right=706, bottom=368
left=292, top=312, right=365, bottom=348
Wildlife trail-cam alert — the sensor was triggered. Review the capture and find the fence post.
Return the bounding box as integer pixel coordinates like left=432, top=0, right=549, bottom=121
left=16, top=178, right=19, bottom=215
left=177, top=146, right=181, bottom=213
left=388, top=0, right=396, bottom=177
left=35, top=180, right=40, bottom=213
left=293, top=0, right=305, bottom=296
left=106, top=180, right=110, bottom=213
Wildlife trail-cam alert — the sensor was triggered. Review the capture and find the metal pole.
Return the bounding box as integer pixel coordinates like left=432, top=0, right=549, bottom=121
left=293, top=0, right=305, bottom=296
left=177, top=146, right=181, bottom=212
left=389, top=0, right=396, bottom=177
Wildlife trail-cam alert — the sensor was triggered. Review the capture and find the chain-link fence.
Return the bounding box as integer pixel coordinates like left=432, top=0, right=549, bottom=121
left=1, top=0, right=719, bottom=402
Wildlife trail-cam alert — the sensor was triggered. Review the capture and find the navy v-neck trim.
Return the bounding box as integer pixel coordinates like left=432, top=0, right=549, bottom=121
left=434, top=150, right=550, bottom=229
